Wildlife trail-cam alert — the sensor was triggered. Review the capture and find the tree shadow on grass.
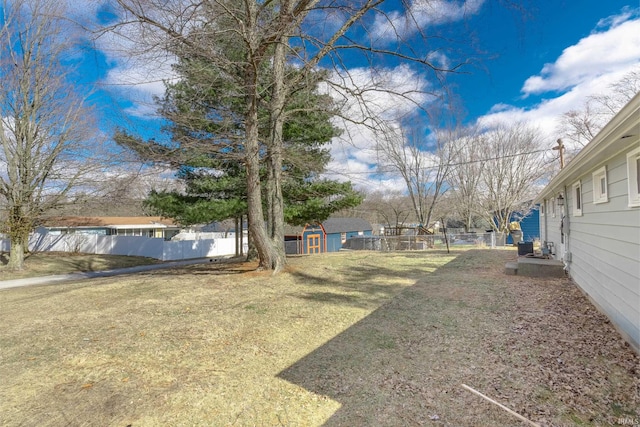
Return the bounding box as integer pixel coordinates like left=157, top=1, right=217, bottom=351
left=277, top=250, right=525, bottom=426
left=284, top=253, right=459, bottom=311
left=138, top=261, right=252, bottom=277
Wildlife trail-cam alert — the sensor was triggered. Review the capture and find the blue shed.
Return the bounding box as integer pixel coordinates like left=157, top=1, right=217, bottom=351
left=506, top=205, right=540, bottom=244
left=301, top=223, right=326, bottom=254
left=322, top=218, right=373, bottom=252
left=284, top=218, right=373, bottom=254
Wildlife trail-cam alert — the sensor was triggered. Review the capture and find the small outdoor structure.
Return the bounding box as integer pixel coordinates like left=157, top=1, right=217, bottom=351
left=505, top=205, right=541, bottom=245
left=285, top=218, right=373, bottom=255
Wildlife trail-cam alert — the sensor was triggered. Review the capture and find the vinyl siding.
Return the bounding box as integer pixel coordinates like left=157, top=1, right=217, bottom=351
left=537, top=93, right=640, bottom=351
left=326, top=234, right=343, bottom=252
left=564, top=151, right=640, bottom=349
left=540, top=199, right=563, bottom=257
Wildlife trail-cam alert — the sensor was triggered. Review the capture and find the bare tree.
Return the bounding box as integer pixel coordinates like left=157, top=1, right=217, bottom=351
left=376, top=118, right=457, bottom=232
left=50, top=167, right=179, bottom=217
left=332, top=190, right=415, bottom=231
left=557, top=67, right=640, bottom=149
left=446, top=127, right=485, bottom=232
left=376, top=193, right=416, bottom=231
left=0, top=0, right=100, bottom=270
left=474, top=122, right=547, bottom=235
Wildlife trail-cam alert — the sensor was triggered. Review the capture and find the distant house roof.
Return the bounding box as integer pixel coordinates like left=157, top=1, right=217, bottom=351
left=284, top=218, right=373, bottom=236
left=41, top=216, right=178, bottom=229
left=322, top=218, right=372, bottom=234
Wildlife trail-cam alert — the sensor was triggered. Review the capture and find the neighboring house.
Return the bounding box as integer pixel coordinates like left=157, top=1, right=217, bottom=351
left=37, top=216, right=182, bottom=240
left=285, top=218, right=374, bottom=254
left=505, top=204, right=541, bottom=245
left=535, top=92, right=640, bottom=352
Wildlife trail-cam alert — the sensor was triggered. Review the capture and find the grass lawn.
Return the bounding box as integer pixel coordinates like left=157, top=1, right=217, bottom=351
left=0, top=252, right=159, bottom=281
left=0, top=249, right=637, bottom=426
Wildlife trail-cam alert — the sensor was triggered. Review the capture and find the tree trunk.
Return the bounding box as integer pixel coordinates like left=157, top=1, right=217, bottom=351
left=265, top=33, right=288, bottom=272
left=6, top=205, right=30, bottom=270
left=235, top=216, right=240, bottom=257
left=7, top=234, right=26, bottom=271
left=244, top=61, right=281, bottom=270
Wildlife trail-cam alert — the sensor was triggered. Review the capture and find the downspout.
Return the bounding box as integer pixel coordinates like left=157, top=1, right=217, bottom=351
left=562, top=185, right=571, bottom=274
left=543, top=199, right=548, bottom=250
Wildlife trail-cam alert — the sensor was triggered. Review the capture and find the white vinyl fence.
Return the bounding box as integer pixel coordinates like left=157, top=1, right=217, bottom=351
left=0, top=234, right=242, bottom=261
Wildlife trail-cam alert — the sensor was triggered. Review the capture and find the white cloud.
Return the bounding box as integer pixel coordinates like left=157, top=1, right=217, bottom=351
left=479, top=10, right=640, bottom=149
left=371, top=0, right=485, bottom=41
left=56, top=0, right=104, bottom=25
left=323, top=63, right=434, bottom=121
left=90, top=3, right=640, bottom=198
left=426, top=51, right=451, bottom=70
left=100, top=45, right=177, bottom=118
left=522, top=13, right=640, bottom=96
left=91, top=4, right=180, bottom=118
left=320, top=65, right=436, bottom=192
left=479, top=66, right=639, bottom=144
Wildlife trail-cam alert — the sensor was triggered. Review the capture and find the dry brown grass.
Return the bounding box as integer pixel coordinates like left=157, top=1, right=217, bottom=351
left=0, top=249, right=637, bottom=427
left=0, top=252, right=159, bottom=280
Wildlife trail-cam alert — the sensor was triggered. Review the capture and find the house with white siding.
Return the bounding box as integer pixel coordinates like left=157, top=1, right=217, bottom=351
left=535, top=92, right=640, bottom=352
left=37, top=216, right=182, bottom=240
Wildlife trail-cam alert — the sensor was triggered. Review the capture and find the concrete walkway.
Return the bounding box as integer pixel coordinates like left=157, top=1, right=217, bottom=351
left=0, top=257, right=228, bottom=291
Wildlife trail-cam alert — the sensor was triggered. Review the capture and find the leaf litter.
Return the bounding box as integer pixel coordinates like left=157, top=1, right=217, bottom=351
left=0, top=249, right=637, bottom=426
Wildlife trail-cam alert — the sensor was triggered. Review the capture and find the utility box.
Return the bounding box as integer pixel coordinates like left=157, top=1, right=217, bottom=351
left=517, top=241, right=534, bottom=256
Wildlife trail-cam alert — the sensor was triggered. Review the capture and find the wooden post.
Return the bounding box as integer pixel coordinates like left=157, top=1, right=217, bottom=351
left=553, top=138, right=565, bottom=169
left=441, top=218, right=449, bottom=254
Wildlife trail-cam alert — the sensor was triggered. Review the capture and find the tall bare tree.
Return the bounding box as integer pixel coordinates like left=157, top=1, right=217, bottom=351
left=377, top=119, right=457, bottom=232
left=446, top=127, right=485, bottom=232
left=474, top=121, right=547, bottom=234
left=0, top=0, right=99, bottom=270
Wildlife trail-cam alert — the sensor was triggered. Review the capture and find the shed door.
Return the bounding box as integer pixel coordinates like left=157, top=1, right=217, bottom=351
left=307, top=234, right=321, bottom=254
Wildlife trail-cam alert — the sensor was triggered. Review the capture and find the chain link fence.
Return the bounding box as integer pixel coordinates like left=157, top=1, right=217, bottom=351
left=342, top=232, right=507, bottom=252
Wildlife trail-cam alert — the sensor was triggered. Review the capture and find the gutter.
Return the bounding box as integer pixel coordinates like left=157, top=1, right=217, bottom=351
left=535, top=92, right=640, bottom=203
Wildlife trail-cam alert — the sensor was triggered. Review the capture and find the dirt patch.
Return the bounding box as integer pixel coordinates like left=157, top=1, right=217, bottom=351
left=0, top=249, right=637, bottom=426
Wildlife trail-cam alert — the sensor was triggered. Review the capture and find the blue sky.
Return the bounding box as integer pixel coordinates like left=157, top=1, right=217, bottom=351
left=455, top=1, right=639, bottom=120
left=323, top=1, right=640, bottom=191
left=66, top=1, right=640, bottom=192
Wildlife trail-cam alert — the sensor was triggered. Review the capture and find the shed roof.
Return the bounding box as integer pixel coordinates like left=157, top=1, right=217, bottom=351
left=322, top=218, right=373, bottom=234
left=284, top=218, right=373, bottom=236
left=41, top=216, right=178, bottom=228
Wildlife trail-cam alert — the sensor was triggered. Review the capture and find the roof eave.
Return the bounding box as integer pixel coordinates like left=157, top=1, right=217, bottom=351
left=536, top=92, right=640, bottom=202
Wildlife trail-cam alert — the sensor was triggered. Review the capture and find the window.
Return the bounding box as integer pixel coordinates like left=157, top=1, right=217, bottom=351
left=592, top=166, right=608, bottom=204
left=572, top=181, right=582, bottom=216
left=540, top=201, right=545, bottom=216
left=627, top=146, right=640, bottom=207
